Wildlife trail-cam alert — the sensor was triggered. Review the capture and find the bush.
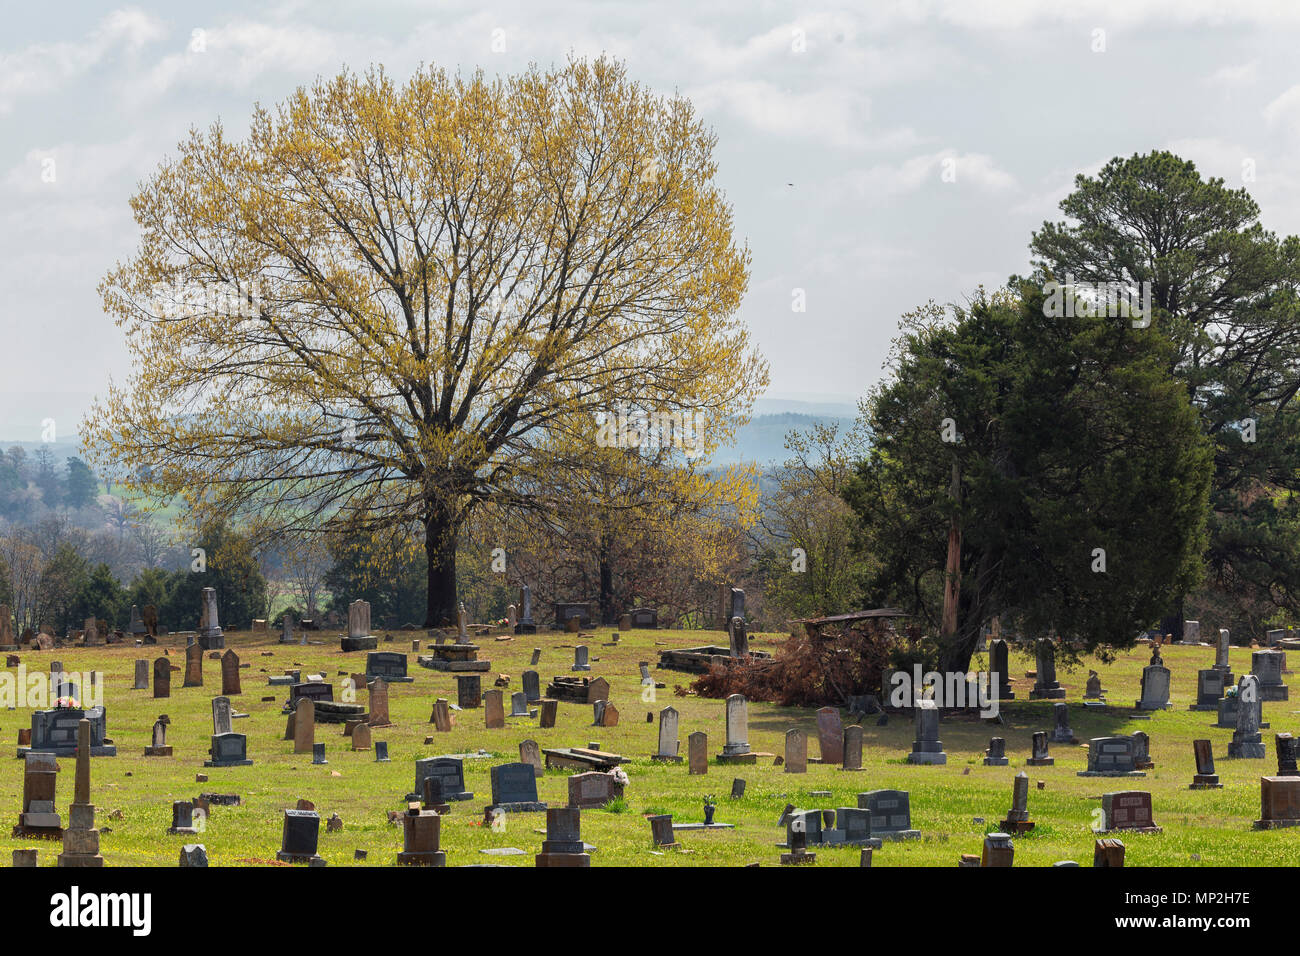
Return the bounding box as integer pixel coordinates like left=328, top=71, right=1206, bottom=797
left=689, top=621, right=896, bottom=707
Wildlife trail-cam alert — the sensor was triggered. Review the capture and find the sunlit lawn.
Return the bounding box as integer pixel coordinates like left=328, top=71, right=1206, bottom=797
left=2, top=627, right=1295, bottom=866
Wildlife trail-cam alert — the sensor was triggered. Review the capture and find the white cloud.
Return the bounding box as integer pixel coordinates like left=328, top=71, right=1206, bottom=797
left=845, top=150, right=1016, bottom=200
left=1205, top=59, right=1259, bottom=89
left=0, top=8, right=165, bottom=113
left=690, top=79, right=872, bottom=150
left=1263, top=84, right=1300, bottom=131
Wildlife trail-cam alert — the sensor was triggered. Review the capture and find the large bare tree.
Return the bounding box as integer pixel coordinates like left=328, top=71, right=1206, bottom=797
left=88, top=57, right=767, bottom=624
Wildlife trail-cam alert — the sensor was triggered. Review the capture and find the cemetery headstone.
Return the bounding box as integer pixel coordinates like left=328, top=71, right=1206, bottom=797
left=842, top=725, right=864, bottom=771
left=1228, top=675, right=1266, bottom=758
left=857, top=789, right=920, bottom=841
left=989, top=639, right=1014, bottom=699
left=183, top=643, right=203, bottom=688
left=1254, top=776, right=1300, bottom=829
left=220, top=650, right=241, bottom=696
left=293, top=698, right=315, bottom=754
left=1134, top=655, right=1172, bottom=710
left=1050, top=702, right=1073, bottom=742
left=276, top=809, right=324, bottom=864
left=816, top=707, right=844, bottom=763
left=981, top=832, right=1015, bottom=867
left=368, top=678, right=391, bottom=727
left=1027, top=731, right=1054, bottom=766
left=907, top=699, right=946, bottom=764
left=397, top=805, right=445, bottom=866
left=652, top=706, right=681, bottom=762
left=999, top=772, right=1034, bottom=833
left=484, top=689, right=505, bottom=728
left=688, top=731, right=707, bottom=775
left=535, top=807, right=589, bottom=867
left=520, top=739, right=543, bottom=777
left=717, top=694, right=754, bottom=763
left=457, top=674, right=481, bottom=709
left=1252, top=650, right=1288, bottom=701
left=1190, top=739, right=1220, bottom=788
left=1079, top=736, right=1142, bottom=776
left=784, top=728, right=807, bottom=773
left=1029, top=639, right=1065, bottom=699
left=56, top=720, right=103, bottom=867
left=538, top=698, right=558, bottom=728
left=1100, top=791, right=1161, bottom=833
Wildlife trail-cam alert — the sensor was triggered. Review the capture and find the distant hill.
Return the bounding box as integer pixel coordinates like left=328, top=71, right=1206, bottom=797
left=714, top=411, right=859, bottom=467
left=0, top=394, right=866, bottom=477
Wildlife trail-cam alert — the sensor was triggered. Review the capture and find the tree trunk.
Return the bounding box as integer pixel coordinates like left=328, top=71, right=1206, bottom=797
left=1160, top=596, right=1185, bottom=643
left=598, top=537, right=615, bottom=626
left=424, top=504, right=459, bottom=628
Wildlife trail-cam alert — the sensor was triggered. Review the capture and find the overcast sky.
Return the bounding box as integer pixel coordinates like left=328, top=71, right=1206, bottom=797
left=4, top=0, right=1300, bottom=441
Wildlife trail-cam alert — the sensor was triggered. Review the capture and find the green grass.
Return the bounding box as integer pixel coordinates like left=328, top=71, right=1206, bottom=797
left=1, top=631, right=1294, bottom=866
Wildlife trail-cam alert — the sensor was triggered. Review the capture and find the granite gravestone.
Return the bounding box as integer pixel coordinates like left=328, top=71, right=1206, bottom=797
left=688, top=731, right=708, bottom=775
left=1079, top=736, right=1142, bottom=777
left=567, top=771, right=621, bottom=809
left=1254, top=776, right=1300, bottom=829
left=198, top=588, right=225, bottom=650
left=1099, top=791, right=1160, bottom=833
left=857, top=789, right=920, bottom=841
left=1135, top=656, right=1172, bottom=710
left=652, top=706, right=681, bottom=762
left=204, top=732, right=252, bottom=767
left=784, top=728, right=807, bottom=773
left=999, top=772, right=1033, bottom=833
left=1190, top=739, right=1220, bottom=788
left=907, top=699, right=946, bottom=764
left=1192, top=668, right=1228, bottom=711
left=1252, top=650, right=1288, bottom=702
left=220, top=650, right=240, bottom=696
left=535, top=807, right=589, bottom=867
left=1050, top=702, right=1073, bottom=743
left=522, top=670, right=541, bottom=703
left=988, top=639, right=1014, bottom=700
left=276, top=809, right=323, bottom=864
left=487, top=762, right=547, bottom=814
left=457, top=675, right=481, bottom=709
left=183, top=643, right=203, bottom=688
left=341, top=599, right=378, bottom=652
left=366, top=652, right=412, bottom=684
left=717, top=694, right=754, bottom=763
left=842, top=725, right=864, bottom=771
left=1228, top=675, right=1266, bottom=758
left=1027, top=731, right=1053, bottom=766
left=816, top=707, right=843, bottom=764
left=397, top=806, right=445, bottom=866
left=1029, top=640, right=1065, bottom=699
left=410, top=757, right=473, bottom=802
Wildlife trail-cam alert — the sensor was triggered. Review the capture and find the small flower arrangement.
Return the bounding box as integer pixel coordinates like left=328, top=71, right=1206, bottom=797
left=703, top=794, right=716, bottom=808
left=608, top=766, right=629, bottom=787
left=54, top=696, right=79, bottom=710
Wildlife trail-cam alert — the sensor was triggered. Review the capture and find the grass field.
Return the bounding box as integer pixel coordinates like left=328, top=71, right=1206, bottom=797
left=2, top=628, right=1296, bottom=867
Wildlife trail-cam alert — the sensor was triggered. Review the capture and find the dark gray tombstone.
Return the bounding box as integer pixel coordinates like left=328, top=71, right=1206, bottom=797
left=410, top=756, right=473, bottom=802
left=489, top=762, right=546, bottom=812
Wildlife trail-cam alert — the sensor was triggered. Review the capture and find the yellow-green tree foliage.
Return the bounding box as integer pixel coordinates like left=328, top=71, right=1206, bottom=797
left=88, top=57, right=768, bottom=624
